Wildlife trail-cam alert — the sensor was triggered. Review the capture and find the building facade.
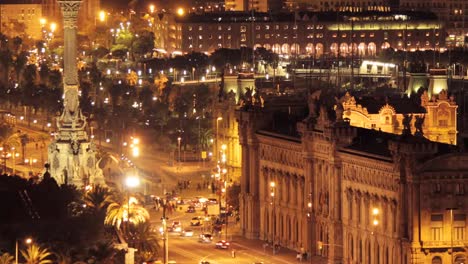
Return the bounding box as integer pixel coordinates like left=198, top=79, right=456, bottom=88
left=150, top=13, right=183, bottom=55
left=399, top=0, right=467, bottom=47
left=236, top=91, right=468, bottom=263
left=342, top=89, right=458, bottom=145
left=0, top=3, right=43, bottom=39
left=177, top=11, right=444, bottom=55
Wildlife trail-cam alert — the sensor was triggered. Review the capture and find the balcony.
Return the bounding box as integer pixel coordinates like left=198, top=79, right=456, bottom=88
left=422, top=240, right=466, bottom=248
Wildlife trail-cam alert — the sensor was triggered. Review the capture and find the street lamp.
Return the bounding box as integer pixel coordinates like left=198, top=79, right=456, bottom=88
left=270, top=181, right=276, bottom=255
left=149, top=4, right=155, bottom=13
left=215, top=117, right=222, bottom=161
left=161, top=197, right=170, bottom=264
left=15, top=237, right=32, bottom=264
left=177, top=137, right=182, bottom=168
left=125, top=175, right=140, bottom=225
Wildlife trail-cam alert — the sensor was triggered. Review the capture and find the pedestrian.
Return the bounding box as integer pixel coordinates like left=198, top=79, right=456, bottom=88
left=231, top=249, right=236, bottom=258
left=296, top=252, right=302, bottom=262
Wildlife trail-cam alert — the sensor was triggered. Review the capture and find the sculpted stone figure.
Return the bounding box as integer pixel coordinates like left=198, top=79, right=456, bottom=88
left=402, top=114, right=412, bottom=135
left=64, top=87, right=80, bottom=114
left=414, top=115, right=425, bottom=137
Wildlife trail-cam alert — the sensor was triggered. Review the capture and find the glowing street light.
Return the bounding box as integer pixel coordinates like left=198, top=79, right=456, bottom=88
left=125, top=176, right=140, bottom=188
left=50, top=22, right=57, bottom=33
left=177, top=7, right=185, bottom=16
left=149, top=4, right=155, bottom=13
left=99, top=10, right=106, bottom=22
left=39, top=18, right=47, bottom=26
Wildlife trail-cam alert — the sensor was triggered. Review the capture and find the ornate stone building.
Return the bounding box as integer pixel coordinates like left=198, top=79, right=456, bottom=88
left=341, top=90, right=458, bottom=145
left=236, top=89, right=468, bottom=263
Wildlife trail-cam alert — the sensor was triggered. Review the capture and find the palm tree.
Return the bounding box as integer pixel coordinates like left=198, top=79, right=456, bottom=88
left=129, top=222, right=160, bottom=262
left=84, top=185, right=111, bottom=216
left=87, top=240, right=116, bottom=264
left=0, top=252, right=14, bottom=264
left=20, top=244, right=53, bottom=264
left=104, top=191, right=149, bottom=230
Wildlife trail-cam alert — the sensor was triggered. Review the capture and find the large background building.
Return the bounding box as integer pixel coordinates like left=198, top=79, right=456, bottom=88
left=233, top=89, right=468, bottom=264
left=42, top=0, right=100, bottom=35
left=176, top=11, right=444, bottom=55
left=0, top=2, right=43, bottom=40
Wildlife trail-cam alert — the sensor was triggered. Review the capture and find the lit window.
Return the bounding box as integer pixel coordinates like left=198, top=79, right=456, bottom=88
left=370, top=33, right=374, bottom=37
left=275, top=25, right=279, bottom=30
left=360, top=33, right=365, bottom=37
left=284, top=25, right=288, bottom=30
left=256, top=25, right=260, bottom=30
left=333, top=33, right=337, bottom=38
left=227, top=35, right=231, bottom=40
left=240, top=26, right=246, bottom=32
left=256, top=34, right=260, bottom=39
left=227, top=26, right=231, bottom=30
left=265, top=34, right=270, bottom=39
left=199, top=26, right=203, bottom=30
left=199, top=35, right=203, bottom=40
left=342, top=33, right=347, bottom=38
left=265, top=25, right=270, bottom=30
left=189, top=26, right=193, bottom=31
left=241, top=34, right=246, bottom=42
left=218, top=26, right=222, bottom=30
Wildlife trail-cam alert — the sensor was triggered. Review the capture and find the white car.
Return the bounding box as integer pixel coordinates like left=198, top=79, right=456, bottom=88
left=181, top=229, right=194, bottom=237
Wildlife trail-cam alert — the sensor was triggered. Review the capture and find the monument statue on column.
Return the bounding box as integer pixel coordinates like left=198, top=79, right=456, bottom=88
left=47, top=0, right=105, bottom=187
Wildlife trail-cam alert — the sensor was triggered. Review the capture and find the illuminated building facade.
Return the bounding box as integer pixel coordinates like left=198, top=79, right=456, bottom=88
left=150, top=13, right=183, bottom=55
left=399, top=0, right=467, bottom=47
left=41, top=0, right=100, bottom=35
left=177, top=11, right=445, bottom=55
left=0, top=3, right=43, bottom=39
left=341, top=90, right=458, bottom=145
left=236, top=92, right=468, bottom=263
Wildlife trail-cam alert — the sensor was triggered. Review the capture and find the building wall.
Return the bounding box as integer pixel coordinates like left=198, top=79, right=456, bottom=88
left=0, top=4, right=43, bottom=39
left=236, top=105, right=468, bottom=263
left=179, top=15, right=444, bottom=55
left=152, top=13, right=183, bottom=54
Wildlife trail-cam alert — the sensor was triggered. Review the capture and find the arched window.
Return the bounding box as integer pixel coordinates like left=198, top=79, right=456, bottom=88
left=455, top=255, right=466, bottom=264
left=432, top=256, right=442, bottom=264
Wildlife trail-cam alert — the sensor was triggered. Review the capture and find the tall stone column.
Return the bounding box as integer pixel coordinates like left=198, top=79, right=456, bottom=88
left=58, top=0, right=81, bottom=121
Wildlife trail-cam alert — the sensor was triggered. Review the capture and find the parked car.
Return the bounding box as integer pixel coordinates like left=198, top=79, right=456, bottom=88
left=199, top=233, right=213, bottom=243
left=215, top=240, right=230, bottom=249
